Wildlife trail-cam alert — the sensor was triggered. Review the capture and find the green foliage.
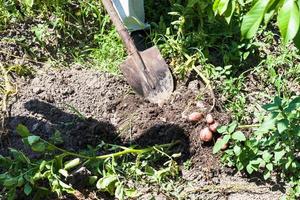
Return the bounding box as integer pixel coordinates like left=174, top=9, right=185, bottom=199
left=214, top=96, right=300, bottom=198
left=278, top=0, right=300, bottom=43
left=216, top=0, right=300, bottom=46
left=0, top=124, right=180, bottom=199
left=240, top=0, right=270, bottom=39
left=146, top=0, right=250, bottom=78
left=0, top=0, right=124, bottom=74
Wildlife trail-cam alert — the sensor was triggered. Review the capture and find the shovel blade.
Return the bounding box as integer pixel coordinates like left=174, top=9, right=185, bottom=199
left=120, top=46, right=174, bottom=104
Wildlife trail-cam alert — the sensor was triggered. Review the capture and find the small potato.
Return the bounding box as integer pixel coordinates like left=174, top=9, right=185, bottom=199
left=206, top=114, right=214, bottom=124
left=209, top=121, right=219, bottom=133
left=188, top=112, right=203, bottom=122
left=199, top=127, right=213, bottom=142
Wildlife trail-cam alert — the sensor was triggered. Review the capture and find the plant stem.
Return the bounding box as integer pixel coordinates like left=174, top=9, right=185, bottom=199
left=238, top=124, right=260, bottom=129
left=43, top=139, right=179, bottom=161
left=192, top=65, right=216, bottom=112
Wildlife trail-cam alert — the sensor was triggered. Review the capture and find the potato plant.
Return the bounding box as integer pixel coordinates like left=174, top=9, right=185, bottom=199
left=0, top=125, right=180, bottom=200
left=214, top=96, right=300, bottom=199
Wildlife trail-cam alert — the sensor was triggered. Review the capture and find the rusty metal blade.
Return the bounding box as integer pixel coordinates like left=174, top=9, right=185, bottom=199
left=120, top=46, right=174, bottom=104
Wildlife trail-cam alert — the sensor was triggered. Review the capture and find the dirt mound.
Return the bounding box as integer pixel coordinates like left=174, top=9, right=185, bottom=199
left=4, top=67, right=227, bottom=166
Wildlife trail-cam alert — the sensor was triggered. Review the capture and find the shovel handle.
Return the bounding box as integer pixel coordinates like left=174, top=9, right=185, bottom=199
left=101, top=0, right=138, bottom=55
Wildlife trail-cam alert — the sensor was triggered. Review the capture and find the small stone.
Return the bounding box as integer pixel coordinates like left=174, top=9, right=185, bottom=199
left=45, top=94, right=55, bottom=103
left=45, top=123, right=54, bottom=135
left=188, top=80, right=200, bottom=92
left=32, top=87, right=44, bottom=94
left=31, top=123, right=40, bottom=132
left=196, top=101, right=206, bottom=109
left=62, top=88, right=75, bottom=95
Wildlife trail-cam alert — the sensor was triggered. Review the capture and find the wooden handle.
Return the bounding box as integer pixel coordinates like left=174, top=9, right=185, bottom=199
left=101, top=0, right=137, bottom=54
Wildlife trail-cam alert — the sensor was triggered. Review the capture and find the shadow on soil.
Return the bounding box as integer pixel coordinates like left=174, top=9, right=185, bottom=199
left=5, top=99, right=190, bottom=159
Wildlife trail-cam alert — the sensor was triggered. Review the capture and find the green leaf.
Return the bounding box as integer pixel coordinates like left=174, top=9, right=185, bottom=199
left=277, top=119, right=289, bottom=133
left=24, top=183, right=32, bottom=196
left=17, top=176, right=25, bottom=187
left=232, top=131, right=246, bottom=141
left=24, top=175, right=34, bottom=185
left=294, top=26, right=300, bottom=49
left=246, top=159, right=261, bottom=174
left=217, top=125, right=227, bottom=133
left=59, top=180, right=72, bottom=189
left=263, top=170, right=271, bottom=179
left=50, top=130, right=64, bottom=145
left=233, top=145, right=241, bottom=155
left=218, top=0, right=230, bottom=15
left=125, top=188, right=138, bottom=198
left=9, top=148, right=30, bottom=164
left=284, top=96, right=300, bottom=113
left=64, top=158, right=81, bottom=170
left=115, top=183, right=125, bottom=200
left=213, top=135, right=231, bottom=154
left=23, top=0, right=34, bottom=8
left=262, top=96, right=282, bottom=111
left=255, top=118, right=276, bottom=135
left=7, top=188, right=16, bottom=200
left=228, top=121, right=238, bottom=133
left=23, top=134, right=46, bottom=152
left=224, top=0, right=236, bottom=23
left=266, top=163, right=273, bottom=171
left=0, top=155, right=13, bottom=167
left=16, top=124, right=31, bottom=137
left=96, top=175, right=118, bottom=194
left=27, top=135, right=40, bottom=145
left=277, top=0, right=300, bottom=43
left=213, top=0, right=221, bottom=13
left=274, top=150, right=285, bottom=163
left=59, top=169, right=69, bottom=177
left=39, top=160, right=47, bottom=171
left=241, top=0, right=271, bottom=39
left=4, top=177, right=18, bottom=187
left=89, top=176, right=98, bottom=185
left=31, top=141, right=46, bottom=152
left=262, top=151, right=272, bottom=163
left=246, top=163, right=254, bottom=174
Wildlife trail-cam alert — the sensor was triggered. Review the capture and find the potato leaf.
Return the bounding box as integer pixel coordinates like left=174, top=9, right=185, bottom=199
left=96, top=175, right=118, bottom=194
left=9, top=148, right=30, bottom=164
left=274, top=150, right=285, bottom=163
left=213, top=135, right=230, bottom=154
left=27, top=136, right=40, bottom=146
left=277, top=119, right=289, bottom=133
left=64, top=158, right=81, bottom=170
left=4, top=177, right=18, bottom=187
left=232, top=131, right=246, bottom=141
left=24, top=183, right=32, bottom=196
left=16, top=124, right=31, bottom=138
